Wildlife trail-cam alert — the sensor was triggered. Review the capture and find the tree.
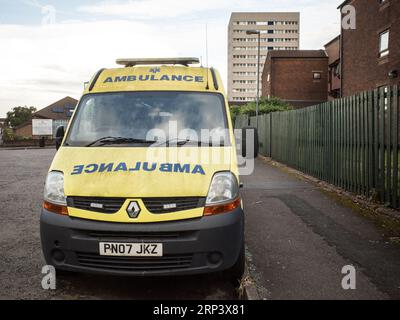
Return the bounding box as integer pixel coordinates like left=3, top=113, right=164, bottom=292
left=5, top=106, right=37, bottom=128
left=230, top=96, right=293, bottom=121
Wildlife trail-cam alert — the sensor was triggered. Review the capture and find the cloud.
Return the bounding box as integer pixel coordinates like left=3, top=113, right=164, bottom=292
left=0, top=0, right=343, bottom=116
left=77, top=0, right=338, bottom=19
left=75, top=0, right=341, bottom=50
left=0, top=18, right=225, bottom=116
left=78, top=0, right=239, bottom=19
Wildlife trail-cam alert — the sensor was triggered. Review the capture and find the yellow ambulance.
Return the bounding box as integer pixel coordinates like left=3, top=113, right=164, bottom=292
left=40, top=58, right=256, bottom=281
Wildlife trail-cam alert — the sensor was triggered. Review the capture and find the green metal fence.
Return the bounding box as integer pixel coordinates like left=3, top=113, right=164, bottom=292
left=235, top=86, right=400, bottom=208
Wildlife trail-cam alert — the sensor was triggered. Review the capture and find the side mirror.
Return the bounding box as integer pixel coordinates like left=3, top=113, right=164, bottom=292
left=55, top=126, right=65, bottom=150
left=241, top=127, right=259, bottom=159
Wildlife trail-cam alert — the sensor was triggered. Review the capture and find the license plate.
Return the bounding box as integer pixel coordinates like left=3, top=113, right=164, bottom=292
left=99, top=242, right=163, bottom=257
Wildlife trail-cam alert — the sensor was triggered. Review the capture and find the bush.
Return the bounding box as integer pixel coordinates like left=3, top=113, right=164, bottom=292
left=14, top=135, right=32, bottom=141
left=2, top=127, right=15, bottom=141
left=230, top=97, right=293, bottom=122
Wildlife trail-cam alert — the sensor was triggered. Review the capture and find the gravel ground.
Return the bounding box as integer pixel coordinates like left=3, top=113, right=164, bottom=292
left=0, top=149, right=237, bottom=300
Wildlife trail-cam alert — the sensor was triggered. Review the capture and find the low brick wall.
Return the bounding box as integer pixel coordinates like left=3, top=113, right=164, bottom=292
left=1, top=139, right=55, bottom=148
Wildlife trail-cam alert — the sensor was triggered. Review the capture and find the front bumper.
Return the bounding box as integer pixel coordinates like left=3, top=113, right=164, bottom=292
left=40, top=207, right=244, bottom=276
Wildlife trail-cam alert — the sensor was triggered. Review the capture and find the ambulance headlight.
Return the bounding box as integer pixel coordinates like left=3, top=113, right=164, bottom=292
left=44, top=171, right=66, bottom=206
left=206, top=172, right=239, bottom=205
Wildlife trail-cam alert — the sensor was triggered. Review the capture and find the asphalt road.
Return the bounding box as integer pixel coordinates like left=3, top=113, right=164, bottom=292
left=0, top=149, right=236, bottom=300
left=1, top=149, right=399, bottom=300
left=241, top=159, right=400, bottom=300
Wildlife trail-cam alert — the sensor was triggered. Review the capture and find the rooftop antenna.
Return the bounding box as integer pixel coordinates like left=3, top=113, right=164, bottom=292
left=205, top=23, right=210, bottom=90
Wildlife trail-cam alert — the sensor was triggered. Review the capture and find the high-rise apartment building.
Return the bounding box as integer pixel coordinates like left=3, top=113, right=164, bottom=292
left=228, top=12, right=300, bottom=103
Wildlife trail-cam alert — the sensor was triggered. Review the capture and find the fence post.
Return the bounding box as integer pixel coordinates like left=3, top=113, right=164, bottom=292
left=270, top=113, right=273, bottom=159
left=392, top=85, right=399, bottom=208
left=379, top=87, right=386, bottom=202
left=368, top=90, right=374, bottom=197
left=386, top=87, right=392, bottom=205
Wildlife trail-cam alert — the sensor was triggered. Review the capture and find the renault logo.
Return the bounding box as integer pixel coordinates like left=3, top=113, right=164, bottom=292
left=126, top=201, right=141, bottom=218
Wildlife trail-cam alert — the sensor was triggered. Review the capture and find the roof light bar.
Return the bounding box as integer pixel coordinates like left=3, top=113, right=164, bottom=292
left=116, top=57, right=200, bottom=67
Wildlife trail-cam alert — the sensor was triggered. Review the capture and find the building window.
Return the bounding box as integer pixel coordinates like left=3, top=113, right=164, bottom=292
left=313, top=72, right=322, bottom=80
left=379, top=30, right=389, bottom=57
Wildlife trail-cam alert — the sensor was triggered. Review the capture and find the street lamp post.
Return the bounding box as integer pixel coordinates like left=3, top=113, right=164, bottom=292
left=246, top=30, right=260, bottom=130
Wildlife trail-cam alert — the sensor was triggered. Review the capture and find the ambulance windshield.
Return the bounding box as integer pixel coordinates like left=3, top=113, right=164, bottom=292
left=65, top=91, right=230, bottom=147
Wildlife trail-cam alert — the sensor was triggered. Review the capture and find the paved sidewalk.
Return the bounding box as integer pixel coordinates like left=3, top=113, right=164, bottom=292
left=0, top=146, right=55, bottom=151
left=241, top=158, right=400, bottom=300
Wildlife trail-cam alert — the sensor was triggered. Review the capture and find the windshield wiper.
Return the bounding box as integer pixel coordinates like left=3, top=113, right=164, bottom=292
left=85, top=136, right=156, bottom=147
left=156, top=138, right=226, bottom=147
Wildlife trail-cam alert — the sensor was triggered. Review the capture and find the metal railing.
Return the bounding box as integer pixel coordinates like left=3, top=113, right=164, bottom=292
left=235, top=86, right=400, bottom=208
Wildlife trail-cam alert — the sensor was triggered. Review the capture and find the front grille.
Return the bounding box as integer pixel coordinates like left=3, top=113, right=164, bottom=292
left=67, top=196, right=205, bottom=214
left=142, top=197, right=205, bottom=214
left=76, top=252, right=193, bottom=271
left=67, top=197, right=125, bottom=214
left=80, top=230, right=196, bottom=240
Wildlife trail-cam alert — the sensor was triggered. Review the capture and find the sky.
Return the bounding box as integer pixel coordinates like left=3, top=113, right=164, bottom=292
left=0, top=0, right=343, bottom=117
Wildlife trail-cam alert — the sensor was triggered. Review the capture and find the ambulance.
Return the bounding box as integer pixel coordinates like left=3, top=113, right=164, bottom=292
left=40, top=58, right=258, bottom=281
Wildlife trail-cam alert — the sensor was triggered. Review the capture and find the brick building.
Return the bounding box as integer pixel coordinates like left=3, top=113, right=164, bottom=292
left=324, top=35, right=341, bottom=100
left=261, top=50, right=328, bottom=108
left=14, top=96, right=77, bottom=138
left=339, top=0, right=400, bottom=96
